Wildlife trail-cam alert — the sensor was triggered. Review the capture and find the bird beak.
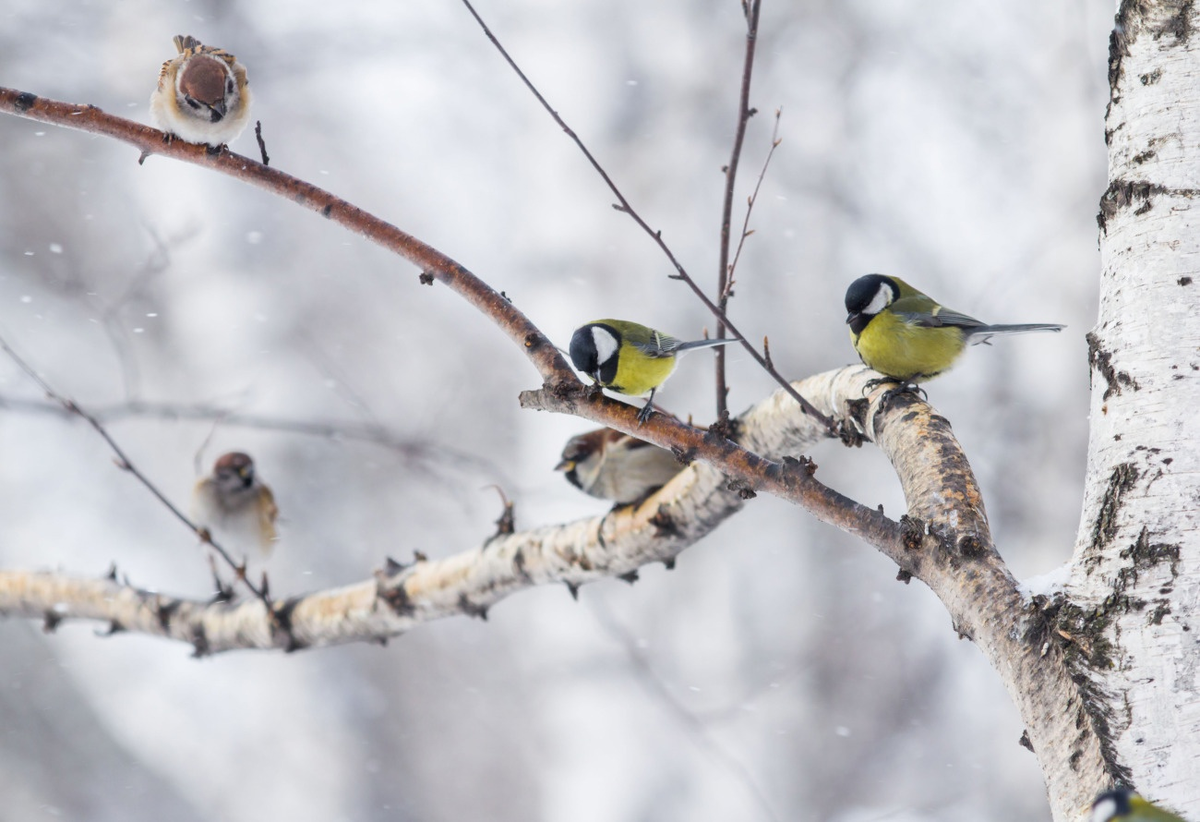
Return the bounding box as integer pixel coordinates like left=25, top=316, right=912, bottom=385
left=554, top=459, right=574, bottom=472
left=210, top=99, right=227, bottom=120
left=845, top=312, right=855, bottom=325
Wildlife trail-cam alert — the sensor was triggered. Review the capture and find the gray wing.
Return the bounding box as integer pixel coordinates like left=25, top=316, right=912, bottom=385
left=894, top=306, right=987, bottom=331
left=629, top=330, right=683, bottom=357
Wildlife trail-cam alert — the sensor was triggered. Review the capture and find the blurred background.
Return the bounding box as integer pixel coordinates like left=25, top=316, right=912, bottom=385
left=0, top=0, right=1108, bottom=819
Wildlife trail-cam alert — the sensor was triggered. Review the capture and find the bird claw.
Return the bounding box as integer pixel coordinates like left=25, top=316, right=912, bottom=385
left=862, top=377, right=927, bottom=400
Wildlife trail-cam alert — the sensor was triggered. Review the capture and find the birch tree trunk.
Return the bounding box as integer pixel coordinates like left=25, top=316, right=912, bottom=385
left=1067, top=0, right=1200, bottom=815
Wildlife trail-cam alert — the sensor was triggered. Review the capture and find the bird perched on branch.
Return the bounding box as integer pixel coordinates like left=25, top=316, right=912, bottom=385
left=845, top=274, right=1064, bottom=385
left=569, top=319, right=734, bottom=423
left=150, top=34, right=252, bottom=149
left=1091, top=788, right=1188, bottom=822
left=556, top=427, right=683, bottom=504
left=191, top=451, right=278, bottom=558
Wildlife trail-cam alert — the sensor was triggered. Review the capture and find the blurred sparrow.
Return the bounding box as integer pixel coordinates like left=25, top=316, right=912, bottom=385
left=150, top=34, right=252, bottom=149
left=191, top=451, right=278, bottom=557
left=556, top=427, right=683, bottom=504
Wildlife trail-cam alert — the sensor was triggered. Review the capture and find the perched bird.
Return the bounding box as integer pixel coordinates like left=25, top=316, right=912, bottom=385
left=1091, top=788, right=1188, bottom=822
left=150, top=34, right=252, bottom=149
left=845, top=274, right=1064, bottom=384
left=568, top=319, right=734, bottom=423
left=191, top=452, right=278, bottom=558
left=556, top=427, right=684, bottom=504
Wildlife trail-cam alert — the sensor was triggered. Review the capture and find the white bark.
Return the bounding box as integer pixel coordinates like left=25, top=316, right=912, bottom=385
left=1067, top=0, right=1200, bottom=815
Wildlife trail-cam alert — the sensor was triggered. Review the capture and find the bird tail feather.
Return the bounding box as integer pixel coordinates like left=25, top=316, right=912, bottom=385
left=970, top=323, right=1065, bottom=345
left=675, top=338, right=737, bottom=352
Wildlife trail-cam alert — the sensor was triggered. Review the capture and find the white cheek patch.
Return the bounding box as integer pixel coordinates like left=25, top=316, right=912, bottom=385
left=864, top=284, right=893, bottom=316
left=1090, top=798, right=1116, bottom=822
left=591, top=326, right=619, bottom=366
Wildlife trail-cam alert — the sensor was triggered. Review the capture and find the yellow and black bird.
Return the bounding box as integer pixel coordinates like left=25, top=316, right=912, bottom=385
left=844, top=274, right=1064, bottom=384
left=1091, top=788, right=1189, bottom=822
left=556, top=427, right=683, bottom=504
left=569, top=319, right=733, bottom=423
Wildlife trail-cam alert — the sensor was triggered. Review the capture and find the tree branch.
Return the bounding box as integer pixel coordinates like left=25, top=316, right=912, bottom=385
left=715, top=0, right=763, bottom=420
left=0, top=86, right=851, bottom=544
left=0, top=395, right=505, bottom=481
left=455, top=3, right=833, bottom=432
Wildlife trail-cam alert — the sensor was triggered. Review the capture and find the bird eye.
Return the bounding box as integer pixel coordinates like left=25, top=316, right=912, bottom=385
left=184, top=97, right=201, bottom=110
left=226, top=78, right=234, bottom=94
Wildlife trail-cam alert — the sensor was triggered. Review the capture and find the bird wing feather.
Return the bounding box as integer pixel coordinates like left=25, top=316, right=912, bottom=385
left=257, top=485, right=279, bottom=553
left=629, top=330, right=683, bottom=357
left=891, top=297, right=986, bottom=331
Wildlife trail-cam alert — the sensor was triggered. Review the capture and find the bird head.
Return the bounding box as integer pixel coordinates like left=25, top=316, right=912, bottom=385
left=845, top=274, right=901, bottom=335
left=213, top=451, right=256, bottom=493
left=177, top=54, right=236, bottom=122
left=569, top=323, right=620, bottom=385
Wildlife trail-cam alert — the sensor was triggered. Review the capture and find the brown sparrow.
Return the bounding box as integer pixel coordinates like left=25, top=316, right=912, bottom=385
left=556, top=428, right=684, bottom=504
left=191, top=452, right=278, bottom=557
left=150, top=35, right=252, bottom=149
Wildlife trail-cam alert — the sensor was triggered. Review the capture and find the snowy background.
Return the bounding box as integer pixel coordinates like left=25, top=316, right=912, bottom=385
left=0, top=1, right=1109, bottom=820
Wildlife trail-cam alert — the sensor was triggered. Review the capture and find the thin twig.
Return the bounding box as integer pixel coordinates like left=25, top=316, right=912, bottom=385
left=728, top=109, right=783, bottom=295
left=715, top=0, right=763, bottom=421
left=457, top=0, right=834, bottom=434
left=0, top=395, right=504, bottom=481
left=0, top=334, right=271, bottom=605
left=255, top=120, right=270, bottom=166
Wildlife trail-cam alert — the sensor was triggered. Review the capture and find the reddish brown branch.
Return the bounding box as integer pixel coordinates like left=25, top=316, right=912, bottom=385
left=0, top=85, right=849, bottom=539
left=0, top=87, right=569, bottom=387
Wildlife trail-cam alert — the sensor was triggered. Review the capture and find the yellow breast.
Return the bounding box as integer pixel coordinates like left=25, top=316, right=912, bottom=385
left=609, top=352, right=677, bottom=396
left=852, top=312, right=966, bottom=382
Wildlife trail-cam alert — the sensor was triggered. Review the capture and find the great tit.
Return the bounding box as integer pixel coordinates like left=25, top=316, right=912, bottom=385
left=556, top=427, right=684, bottom=504
left=844, top=274, right=1065, bottom=384
left=1091, top=788, right=1188, bottom=822
left=568, top=320, right=734, bottom=423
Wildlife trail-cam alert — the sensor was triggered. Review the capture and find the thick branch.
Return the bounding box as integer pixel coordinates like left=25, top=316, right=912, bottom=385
left=0, top=368, right=853, bottom=653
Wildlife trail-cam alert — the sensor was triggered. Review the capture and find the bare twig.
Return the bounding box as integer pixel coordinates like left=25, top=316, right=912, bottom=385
left=728, top=109, right=783, bottom=295
left=456, top=1, right=834, bottom=433
left=0, top=334, right=271, bottom=604
left=715, top=0, right=763, bottom=421
left=255, top=120, right=270, bottom=166
left=0, top=395, right=506, bottom=481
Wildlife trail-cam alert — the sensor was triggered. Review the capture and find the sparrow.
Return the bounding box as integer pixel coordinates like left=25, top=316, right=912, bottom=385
left=150, top=34, right=252, bottom=149
left=556, top=427, right=683, bottom=504
left=191, top=451, right=278, bottom=558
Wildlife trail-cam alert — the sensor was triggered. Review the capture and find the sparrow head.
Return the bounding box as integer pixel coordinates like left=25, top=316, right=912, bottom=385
left=569, top=323, right=620, bottom=384
left=212, top=451, right=256, bottom=495
left=555, top=428, right=614, bottom=490
left=178, top=55, right=235, bottom=121
left=555, top=427, right=682, bottom=504
left=845, top=274, right=899, bottom=335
